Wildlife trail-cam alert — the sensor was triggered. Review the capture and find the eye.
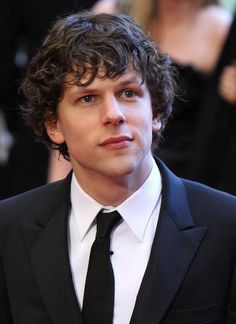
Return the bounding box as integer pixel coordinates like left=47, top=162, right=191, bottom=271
left=122, top=90, right=135, bottom=98
left=81, top=95, right=95, bottom=103
left=120, top=89, right=139, bottom=100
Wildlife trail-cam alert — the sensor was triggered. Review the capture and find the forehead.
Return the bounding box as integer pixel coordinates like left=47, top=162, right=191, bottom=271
left=64, top=65, right=144, bottom=89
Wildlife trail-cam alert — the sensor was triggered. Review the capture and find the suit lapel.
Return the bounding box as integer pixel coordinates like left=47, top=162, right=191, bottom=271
left=130, top=159, right=207, bottom=324
left=21, top=174, right=84, bottom=324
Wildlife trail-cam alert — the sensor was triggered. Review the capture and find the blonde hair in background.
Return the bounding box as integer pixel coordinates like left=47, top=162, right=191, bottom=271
left=117, top=0, right=221, bottom=32
left=117, top=0, right=153, bottom=31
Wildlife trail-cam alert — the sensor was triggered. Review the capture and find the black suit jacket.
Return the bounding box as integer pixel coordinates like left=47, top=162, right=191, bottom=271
left=0, top=159, right=236, bottom=323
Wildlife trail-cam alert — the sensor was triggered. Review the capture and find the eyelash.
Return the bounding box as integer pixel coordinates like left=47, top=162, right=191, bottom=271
left=121, top=90, right=136, bottom=98
left=78, top=88, right=140, bottom=105
left=81, top=95, right=95, bottom=103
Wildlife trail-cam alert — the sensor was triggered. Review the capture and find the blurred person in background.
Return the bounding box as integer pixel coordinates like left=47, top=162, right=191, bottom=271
left=0, top=0, right=97, bottom=199
left=93, top=0, right=236, bottom=195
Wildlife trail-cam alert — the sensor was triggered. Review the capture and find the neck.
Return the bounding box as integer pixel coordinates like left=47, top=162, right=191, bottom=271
left=72, top=156, right=153, bottom=206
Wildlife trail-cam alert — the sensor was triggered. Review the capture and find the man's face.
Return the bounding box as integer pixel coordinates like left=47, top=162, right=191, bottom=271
left=46, top=67, right=161, bottom=187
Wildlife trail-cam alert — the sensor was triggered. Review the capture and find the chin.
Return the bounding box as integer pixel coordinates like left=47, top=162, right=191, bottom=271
left=106, top=159, right=140, bottom=177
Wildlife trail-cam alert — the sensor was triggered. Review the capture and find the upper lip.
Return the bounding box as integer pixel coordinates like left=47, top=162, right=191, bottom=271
left=99, top=135, right=133, bottom=146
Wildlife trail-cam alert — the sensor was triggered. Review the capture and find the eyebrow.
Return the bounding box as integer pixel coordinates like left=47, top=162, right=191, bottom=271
left=118, top=76, right=142, bottom=86
left=67, top=74, right=143, bottom=97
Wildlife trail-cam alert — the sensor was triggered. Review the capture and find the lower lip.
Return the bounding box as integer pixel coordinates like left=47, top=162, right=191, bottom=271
left=102, top=140, right=132, bottom=150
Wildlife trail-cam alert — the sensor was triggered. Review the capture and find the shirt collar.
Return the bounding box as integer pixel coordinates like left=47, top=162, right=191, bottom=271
left=117, top=159, right=161, bottom=241
left=70, top=177, right=103, bottom=240
left=70, top=157, right=162, bottom=242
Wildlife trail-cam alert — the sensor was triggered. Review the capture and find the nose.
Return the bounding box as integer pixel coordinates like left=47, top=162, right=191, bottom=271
left=101, top=96, right=126, bottom=126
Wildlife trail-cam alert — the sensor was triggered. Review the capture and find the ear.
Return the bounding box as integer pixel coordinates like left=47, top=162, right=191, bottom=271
left=45, top=119, right=65, bottom=144
left=152, top=117, right=162, bottom=133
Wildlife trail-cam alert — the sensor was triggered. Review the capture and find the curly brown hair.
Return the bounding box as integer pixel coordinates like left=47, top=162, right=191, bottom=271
left=22, top=11, right=175, bottom=159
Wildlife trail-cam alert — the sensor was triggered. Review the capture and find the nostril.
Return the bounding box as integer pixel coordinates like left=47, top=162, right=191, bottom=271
left=103, top=111, right=126, bottom=126
left=118, top=117, right=125, bottom=124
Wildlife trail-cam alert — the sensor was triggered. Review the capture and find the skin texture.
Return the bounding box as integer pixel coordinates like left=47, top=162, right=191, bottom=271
left=46, top=67, right=161, bottom=205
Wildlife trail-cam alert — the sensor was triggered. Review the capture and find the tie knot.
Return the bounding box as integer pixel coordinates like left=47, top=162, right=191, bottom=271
left=96, top=210, right=121, bottom=238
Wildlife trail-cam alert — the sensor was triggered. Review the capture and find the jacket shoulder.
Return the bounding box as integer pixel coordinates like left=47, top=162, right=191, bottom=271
left=183, top=179, right=236, bottom=224
left=0, top=178, right=70, bottom=226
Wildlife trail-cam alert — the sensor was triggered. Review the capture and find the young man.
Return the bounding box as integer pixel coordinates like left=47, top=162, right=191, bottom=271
left=0, top=11, right=235, bottom=324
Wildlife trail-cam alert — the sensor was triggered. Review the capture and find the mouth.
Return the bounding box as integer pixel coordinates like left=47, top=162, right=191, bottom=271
left=99, top=136, right=133, bottom=149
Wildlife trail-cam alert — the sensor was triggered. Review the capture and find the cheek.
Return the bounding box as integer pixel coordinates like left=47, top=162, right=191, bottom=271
left=133, top=112, right=153, bottom=145
left=64, top=122, right=94, bottom=151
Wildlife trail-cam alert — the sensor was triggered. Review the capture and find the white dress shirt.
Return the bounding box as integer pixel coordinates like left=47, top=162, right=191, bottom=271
left=68, top=158, right=162, bottom=324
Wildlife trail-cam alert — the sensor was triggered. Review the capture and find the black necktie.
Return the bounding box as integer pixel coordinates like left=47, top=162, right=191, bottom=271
left=82, top=210, right=121, bottom=324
